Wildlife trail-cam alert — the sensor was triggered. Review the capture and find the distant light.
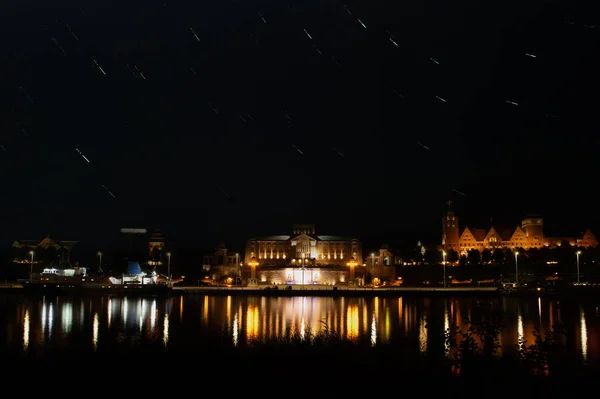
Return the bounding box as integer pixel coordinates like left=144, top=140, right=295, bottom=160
left=121, top=228, right=147, bottom=234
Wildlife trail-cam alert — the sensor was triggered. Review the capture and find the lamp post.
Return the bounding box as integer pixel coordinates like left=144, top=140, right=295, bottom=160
left=576, top=251, right=581, bottom=284
left=166, top=252, right=172, bottom=287
left=442, top=251, right=447, bottom=288
left=370, top=252, right=375, bottom=285
left=235, top=253, right=239, bottom=288
left=97, top=251, right=103, bottom=273
left=515, top=251, right=519, bottom=286
left=248, top=257, right=258, bottom=286
left=29, top=251, right=35, bottom=282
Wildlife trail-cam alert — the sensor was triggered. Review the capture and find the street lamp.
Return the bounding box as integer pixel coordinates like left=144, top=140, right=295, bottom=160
left=97, top=251, right=103, bottom=273
left=370, top=252, right=375, bottom=285
left=576, top=251, right=582, bottom=284
left=29, top=251, right=35, bottom=282
left=166, top=252, right=172, bottom=287
left=248, top=257, right=258, bottom=286
left=515, top=251, right=519, bottom=286
left=442, top=251, right=447, bottom=288
left=235, top=253, right=239, bottom=288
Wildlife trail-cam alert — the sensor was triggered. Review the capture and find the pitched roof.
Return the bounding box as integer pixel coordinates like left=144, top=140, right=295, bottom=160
left=471, top=229, right=487, bottom=241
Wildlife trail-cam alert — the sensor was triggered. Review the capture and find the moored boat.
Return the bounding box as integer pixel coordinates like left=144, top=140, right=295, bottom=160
left=17, top=266, right=173, bottom=296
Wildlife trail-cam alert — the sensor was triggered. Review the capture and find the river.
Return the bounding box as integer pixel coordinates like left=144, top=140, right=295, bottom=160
left=1, top=293, right=598, bottom=363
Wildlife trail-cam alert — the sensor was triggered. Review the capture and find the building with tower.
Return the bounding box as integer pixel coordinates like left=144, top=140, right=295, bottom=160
left=440, top=202, right=598, bottom=256
left=243, top=224, right=363, bottom=286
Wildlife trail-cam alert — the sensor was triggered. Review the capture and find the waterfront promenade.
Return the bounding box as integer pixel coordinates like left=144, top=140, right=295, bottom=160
left=172, top=285, right=500, bottom=297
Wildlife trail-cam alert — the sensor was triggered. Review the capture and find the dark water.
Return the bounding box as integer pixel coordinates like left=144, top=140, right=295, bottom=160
left=2, top=294, right=599, bottom=362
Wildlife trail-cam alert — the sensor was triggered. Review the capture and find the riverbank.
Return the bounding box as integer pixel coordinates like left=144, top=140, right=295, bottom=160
left=2, top=282, right=599, bottom=298
left=173, top=285, right=501, bottom=297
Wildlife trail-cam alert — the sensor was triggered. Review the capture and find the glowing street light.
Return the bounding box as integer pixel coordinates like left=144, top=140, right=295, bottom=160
left=248, top=257, right=258, bottom=281
left=576, top=251, right=582, bottom=284
left=515, top=251, right=519, bottom=286
left=442, top=251, right=447, bottom=288
left=29, top=251, right=35, bottom=282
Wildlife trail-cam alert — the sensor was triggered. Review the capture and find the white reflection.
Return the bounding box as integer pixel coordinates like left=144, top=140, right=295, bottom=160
left=233, top=312, right=239, bottom=346
left=41, top=300, right=47, bottom=338
left=580, top=306, right=588, bottom=362
left=163, top=314, right=169, bottom=346
left=444, top=306, right=450, bottom=355
left=23, top=308, right=30, bottom=351
left=419, top=315, right=427, bottom=353
left=107, top=298, right=112, bottom=328
left=517, top=307, right=524, bottom=350
left=123, top=298, right=128, bottom=327
left=92, top=313, right=99, bottom=351
left=538, top=297, right=542, bottom=324
left=150, top=299, right=157, bottom=331
left=48, top=303, right=54, bottom=338
left=138, top=299, right=145, bottom=332
left=370, top=312, right=377, bottom=346
left=300, top=317, right=306, bottom=340
left=61, top=303, right=73, bottom=334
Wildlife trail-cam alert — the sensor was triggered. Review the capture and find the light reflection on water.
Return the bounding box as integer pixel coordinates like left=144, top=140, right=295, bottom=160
left=2, top=295, right=598, bottom=360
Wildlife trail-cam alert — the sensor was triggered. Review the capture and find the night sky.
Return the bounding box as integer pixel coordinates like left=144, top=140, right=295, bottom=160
left=1, top=0, right=598, bottom=256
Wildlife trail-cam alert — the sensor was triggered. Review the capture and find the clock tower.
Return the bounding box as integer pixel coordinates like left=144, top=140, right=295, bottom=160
left=442, top=201, right=459, bottom=252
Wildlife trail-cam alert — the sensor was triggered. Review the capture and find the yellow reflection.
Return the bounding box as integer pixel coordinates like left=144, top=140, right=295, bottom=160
left=203, top=296, right=209, bottom=323
left=246, top=305, right=259, bottom=339
left=227, top=296, right=232, bottom=321
left=384, top=307, right=391, bottom=343
left=150, top=299, right=157, bottom=332
left=419, top=315, right=427, bottom=353
left=363, top=304, right=368, bottom=334
left=538, top=297, right=542, bottom=325
left=370, top=312, right=377, bottom=346
left=92, top=313, right=99, bottom=351
left=163, top=314, right=169, bottom=346
left=580, top=307, right=588, bottom=362
left=179, top=296, right=184, bottom=320
left=23, top=308, right=30, bottom=351
left=346, top=305, right=359, bottom=339
left=300, top=317, right=306, bottom=340
left=398, top=297, right=403, bottom=319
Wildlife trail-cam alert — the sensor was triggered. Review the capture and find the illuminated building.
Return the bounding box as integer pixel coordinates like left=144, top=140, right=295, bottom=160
left=440, top=201, right=599, bottom=256
left=244, top=224, right=363, bottom=285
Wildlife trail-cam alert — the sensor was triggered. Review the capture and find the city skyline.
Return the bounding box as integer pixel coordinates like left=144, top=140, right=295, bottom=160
left=4, top=204, right=597, bottom=264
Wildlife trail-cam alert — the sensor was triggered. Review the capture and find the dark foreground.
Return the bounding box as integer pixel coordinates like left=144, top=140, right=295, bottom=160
left=4, top=323, right=598, bottom=398
left=4, top=346, right=596, bottom=398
